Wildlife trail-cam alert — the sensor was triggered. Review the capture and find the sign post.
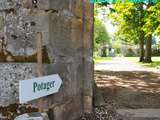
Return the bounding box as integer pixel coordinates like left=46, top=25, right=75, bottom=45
left=19, top=74, right=62, bottom=104
left=19, top=32, right=62, bottom=112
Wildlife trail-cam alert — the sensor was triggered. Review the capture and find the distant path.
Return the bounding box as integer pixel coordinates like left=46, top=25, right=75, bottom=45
left=95, top=57, right=160, bottom=73
left=94, top=57, right=160, bottom=120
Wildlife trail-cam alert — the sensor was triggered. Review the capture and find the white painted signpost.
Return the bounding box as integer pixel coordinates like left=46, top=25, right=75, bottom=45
left=19, top=74, right=62, bottom=103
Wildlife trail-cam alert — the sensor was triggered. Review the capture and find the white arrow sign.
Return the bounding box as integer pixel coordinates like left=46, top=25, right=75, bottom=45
left=19, top=74, right=62, bottom=103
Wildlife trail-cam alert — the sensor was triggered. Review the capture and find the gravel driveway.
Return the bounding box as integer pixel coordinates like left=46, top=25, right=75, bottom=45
left=80, top=57, right=160, bottom=120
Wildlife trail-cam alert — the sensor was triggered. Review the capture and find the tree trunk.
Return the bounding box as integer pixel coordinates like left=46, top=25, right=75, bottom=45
left=139, top=5, right=145, bottom=62
left=139, top=34, right=145, bottom=62
left=101, top=46, right=107, bottom=57
left=145, top=34, right=152, bottom=63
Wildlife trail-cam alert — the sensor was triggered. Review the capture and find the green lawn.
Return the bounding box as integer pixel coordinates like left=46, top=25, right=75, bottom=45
left=94, top=57, right=112, bottom=63
left=126, top=57, right=160, bottom=68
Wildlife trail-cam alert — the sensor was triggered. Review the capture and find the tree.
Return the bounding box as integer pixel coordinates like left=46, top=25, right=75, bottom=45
left=109, top=2, right=160, bottom=62
left=109, top=3, right=146, bottom=61
left=94, top=18, right=111, bottom=56
left=143, top=3, right=160, bottom=62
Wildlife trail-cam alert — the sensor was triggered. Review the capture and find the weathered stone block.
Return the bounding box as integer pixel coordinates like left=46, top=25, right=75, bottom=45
left=36, top=0, right=50, bottom=10
left=83, top=96, right=93, bottom=113
left=0, top=0, right=15, bottom=10
left=52, top=96, right=83, bottom=120
left=0, top=63, right=37, bottom=106
left=0, top=0, right=94, bottom=120
left=50, top=0, right=69, bottom=10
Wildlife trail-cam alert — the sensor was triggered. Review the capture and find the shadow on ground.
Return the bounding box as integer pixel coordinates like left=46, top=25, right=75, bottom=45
left=95, top=70, right=160, bottom=109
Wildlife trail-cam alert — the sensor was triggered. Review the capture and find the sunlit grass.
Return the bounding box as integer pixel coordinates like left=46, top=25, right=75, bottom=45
left=94, top=57, right=112, bottom=63
left=126, top=57, right=160, bottom=68
left=126, top=57, right=139, bottom=62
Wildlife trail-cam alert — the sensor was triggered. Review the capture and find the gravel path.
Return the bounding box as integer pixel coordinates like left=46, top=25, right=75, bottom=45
left=79, top=106, right=127, bottom=120
left=80, top=57, right=160, bottom=120
left=95, top=57, right=160, bottom=73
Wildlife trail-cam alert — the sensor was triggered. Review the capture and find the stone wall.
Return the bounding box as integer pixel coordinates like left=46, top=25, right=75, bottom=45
left=0, top=63, right=36, bottom=105
left=0, top=0, right=93, bottom=120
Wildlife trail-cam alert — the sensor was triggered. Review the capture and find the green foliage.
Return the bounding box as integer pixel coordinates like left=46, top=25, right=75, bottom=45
left=143, top=3, right=160, bottom=36
left=112, top=39, right=121, bottom=54
left=94, top=57, right=112, bottom=63
left=95, top=2, right=160, bottom=59
left=109, top=3, right=145, bottom=44
left=110, top=2, right=160, bottom=42
left=90, top=0, right=159, bottom=4
left=143, top=61, right=160, bottom=68
left=94, top=18, right=111, bottom=50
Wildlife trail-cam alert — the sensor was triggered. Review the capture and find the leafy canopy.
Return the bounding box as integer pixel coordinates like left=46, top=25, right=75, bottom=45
left=94, top=18, right=111, bottom=48
left=109, top=3, right=147, bottom=44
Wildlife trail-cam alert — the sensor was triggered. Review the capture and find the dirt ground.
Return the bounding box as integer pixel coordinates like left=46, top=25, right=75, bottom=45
left=95, top=70, right=160, bottom=109
left=80, top=70, right=160, bottom=120
left=80, top=58, right=160, bottom=120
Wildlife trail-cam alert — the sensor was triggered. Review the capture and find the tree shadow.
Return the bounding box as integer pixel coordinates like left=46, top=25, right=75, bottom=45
left=95, top=70, right=160, bottom=109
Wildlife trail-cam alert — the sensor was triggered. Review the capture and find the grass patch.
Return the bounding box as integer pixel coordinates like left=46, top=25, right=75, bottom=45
left=126, top=57, right=139, bottom=62
left=141, top=58, right=160, bottom=68
left=126, top=57, right=160, bottom=68
left=94, top=57, right=112, bottom=63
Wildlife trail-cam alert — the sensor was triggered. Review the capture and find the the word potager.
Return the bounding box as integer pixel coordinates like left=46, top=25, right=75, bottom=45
left=33, top=81, right=55, bottom=93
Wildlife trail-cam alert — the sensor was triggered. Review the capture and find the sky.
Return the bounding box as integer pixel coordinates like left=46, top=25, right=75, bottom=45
left=105, top=19, right=117, bottom=35
left=96, top=7, right=117, bottom=35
